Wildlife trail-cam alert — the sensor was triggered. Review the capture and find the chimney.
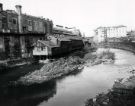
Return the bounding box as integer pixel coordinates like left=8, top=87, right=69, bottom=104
left=0, top=3, right=3, bottom=12
left=15, top=5, right=22, bottom=15
left=15, top=5, right=22, bottom=33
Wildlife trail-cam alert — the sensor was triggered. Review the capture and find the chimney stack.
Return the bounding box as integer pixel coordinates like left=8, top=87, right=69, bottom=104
left=15, top=5, right=25, bottom=57
left=0, top=3, right=3, bottom=12
left=15, top=5, right=22, bottom=15
left=15, top=5, right=22, bottom=33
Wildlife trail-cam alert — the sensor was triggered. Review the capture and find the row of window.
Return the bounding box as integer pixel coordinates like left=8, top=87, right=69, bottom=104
left=1, top=17, right=17, bottom=25
left=101, top=30, right=126, bottom=34
left=36, top=47, right=47, bottom=51
left=9, top=18, right=17, bottom=24
left=24, top=19, right=44, bottom=26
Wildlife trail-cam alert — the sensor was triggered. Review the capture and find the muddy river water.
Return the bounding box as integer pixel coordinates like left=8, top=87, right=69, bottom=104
left=0, top=48, right=135, bottom=106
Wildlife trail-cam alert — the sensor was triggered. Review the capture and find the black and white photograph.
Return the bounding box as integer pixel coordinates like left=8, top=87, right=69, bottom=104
left=0, top=0, right=135, bottom=106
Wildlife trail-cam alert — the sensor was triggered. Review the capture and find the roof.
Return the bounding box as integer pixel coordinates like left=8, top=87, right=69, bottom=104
left=22, top=14, right=45, bottom=21
left=68, top=36, right=83, bottom=40
left=6, top=10, right=17, bottom=14
left=96, top=25, right=127, bottom=30
left=57, top=36, right=82, bottom=41
left=38, top=40, right=59, bottom=48
left=58, top=37, right=71, bottom=41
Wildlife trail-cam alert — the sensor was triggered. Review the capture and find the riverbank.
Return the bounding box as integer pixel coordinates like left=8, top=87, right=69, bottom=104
left=0, top=58, right=34, bottom=73
left=84, top=45, right=135, bottom=106
left=0, top=63, right=44, bottom=87
left=85, top=74, right=135, bottom=106
left=16, top=49, right=115, bottom=85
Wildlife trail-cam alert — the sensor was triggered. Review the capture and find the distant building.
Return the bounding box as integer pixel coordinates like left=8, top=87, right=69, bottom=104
left=94, top=25, right=127, bottom=42
left=53, top=25, right=82, bottom=37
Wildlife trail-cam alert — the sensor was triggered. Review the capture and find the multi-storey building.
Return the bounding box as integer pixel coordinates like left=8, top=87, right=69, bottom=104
left=94, top=25, right=127, bottom=42
left=0, top=3, right=53, bottom=59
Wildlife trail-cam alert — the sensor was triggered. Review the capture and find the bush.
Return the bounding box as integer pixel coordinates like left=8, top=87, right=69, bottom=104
left=98, top=51, right=115, bottom=60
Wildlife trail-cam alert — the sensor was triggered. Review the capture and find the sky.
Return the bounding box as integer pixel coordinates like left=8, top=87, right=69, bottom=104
left=1, top=0, right=135, bottom=36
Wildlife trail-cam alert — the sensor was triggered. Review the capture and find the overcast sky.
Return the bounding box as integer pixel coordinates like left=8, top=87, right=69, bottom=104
left=1, top=0, right=135, bottom=36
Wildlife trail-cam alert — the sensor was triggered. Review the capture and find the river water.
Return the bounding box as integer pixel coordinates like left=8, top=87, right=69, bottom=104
left=0, top=48, right=135, bottom=106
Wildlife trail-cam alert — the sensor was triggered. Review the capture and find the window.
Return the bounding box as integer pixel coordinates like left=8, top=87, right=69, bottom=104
left=2, top=17, right=6, bottom=29
left=41, top=47, right=44, bottom=51
left=12, top=18, right=17, bottom=25
left=2, top=17, right=6, bottom=23
left=28, top=20, right=32, bottom=26
left=23, top=26, right=27, bottom=32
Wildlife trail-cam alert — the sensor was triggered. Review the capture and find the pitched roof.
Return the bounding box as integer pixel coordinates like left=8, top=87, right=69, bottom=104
left=38, top=40, right=59, bottom=48
left=57, top=37, right=71, bottom=41
left=68, top=36, right=83, bottom=40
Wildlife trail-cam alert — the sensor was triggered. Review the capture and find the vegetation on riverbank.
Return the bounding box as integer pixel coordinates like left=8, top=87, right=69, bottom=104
left=84, top=50, right=115, bottom=67
left=16, top=49, right=115, bottom=85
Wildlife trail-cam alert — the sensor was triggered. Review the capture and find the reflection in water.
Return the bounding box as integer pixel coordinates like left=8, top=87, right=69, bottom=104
left=0, top=80, right=56, bottom=106
left=0, top=63, right=44, bottom=87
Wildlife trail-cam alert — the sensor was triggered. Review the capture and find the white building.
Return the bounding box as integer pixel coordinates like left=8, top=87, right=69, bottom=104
left=94, top=25, right=127, bottom=42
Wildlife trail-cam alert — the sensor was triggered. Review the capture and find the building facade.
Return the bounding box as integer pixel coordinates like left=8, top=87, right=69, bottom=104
left=95, top=25, right=127, bottom=42
left=0, top=3, right=53, bottom=59
left=0, top=3, right=82, bottom=60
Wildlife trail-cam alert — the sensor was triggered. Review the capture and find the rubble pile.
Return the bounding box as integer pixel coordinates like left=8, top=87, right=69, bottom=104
left=18, top=56, right=84, bottom=85
left=85, top=75, right=135, bottom=106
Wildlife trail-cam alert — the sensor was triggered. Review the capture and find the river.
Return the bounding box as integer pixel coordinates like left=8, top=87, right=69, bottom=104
left=0, top=48, right=135, bottom=106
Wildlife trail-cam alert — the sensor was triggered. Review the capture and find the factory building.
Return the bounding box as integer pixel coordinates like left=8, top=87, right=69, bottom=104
left=0, top=3, right=83, bottom=60
left=0, top=3, right=53, bottom=59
